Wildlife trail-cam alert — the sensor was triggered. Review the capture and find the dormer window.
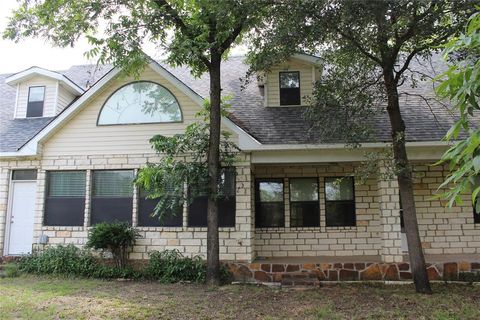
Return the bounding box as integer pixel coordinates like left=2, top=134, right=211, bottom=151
left=27, top=86, right=45, bottom=117
left=279, top=71, right=300, bottom=106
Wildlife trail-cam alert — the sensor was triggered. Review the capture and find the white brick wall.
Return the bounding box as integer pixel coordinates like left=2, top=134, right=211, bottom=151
left=0, top=153, right=254, bottom=261
left=253, top=164, right=382, bottom=258
left=1, top=157, right=479, bottom=260
left=412, top=163, right=480, bottom=255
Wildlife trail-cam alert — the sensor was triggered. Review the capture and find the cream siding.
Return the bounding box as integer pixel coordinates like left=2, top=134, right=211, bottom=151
left=15, top=76, right=57, bottom=118
left=265, top=59, right=317, bottom=107
left=56, top=85, right=77, bottom=114
left=42, top=66, right=237, bottom=156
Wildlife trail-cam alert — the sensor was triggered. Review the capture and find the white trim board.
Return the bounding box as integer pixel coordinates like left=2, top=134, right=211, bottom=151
left=251, top=145, right=450, bottom=163
left=6, top=66, right=84, bottom=95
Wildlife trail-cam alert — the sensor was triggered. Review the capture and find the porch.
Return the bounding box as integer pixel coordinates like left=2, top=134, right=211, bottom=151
left=250, top=161, right=479, bottom=264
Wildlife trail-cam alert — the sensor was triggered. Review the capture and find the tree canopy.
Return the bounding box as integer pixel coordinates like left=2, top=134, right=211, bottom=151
left=4, top=0, right=269, bottom=285
left=436, top=10, right=480, bottom=213
left=247, top=0, right=475, bottom=294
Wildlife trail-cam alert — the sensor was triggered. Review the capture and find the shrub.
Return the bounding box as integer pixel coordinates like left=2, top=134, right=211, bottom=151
left=86, top=222, right=140, bottom=269
left=143, top=250, right=206, bottom=283
left=18, top=245, right=97, bottom=276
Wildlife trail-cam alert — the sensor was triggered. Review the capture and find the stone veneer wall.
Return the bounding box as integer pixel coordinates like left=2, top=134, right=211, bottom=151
left=412, top=164, right=480, bottom=254
left=225, top=260, right=480, bottom=285
left=0, top=153, right=254, bottom=261
left=252, top=163, right=480, bottom=260
left=253, top=164, right=382, bottom=258
left=2, top=158, right=480, bottom=260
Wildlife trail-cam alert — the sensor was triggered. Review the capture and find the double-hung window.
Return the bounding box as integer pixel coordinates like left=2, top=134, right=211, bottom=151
left=255, top=179, right=284, bottom=227
left=91, top=170, right=134, bottom=224
left=474, top=199, right=480, bottom=224
left=27, top=86, right=45, bottom=117
left=289, top=178, right=320, bottom=227
left=325, top=177, right=356, bottom=227
left=138, top=187, right=183, bottom=227
left=187, top=168, right=236, bottom=227
left=44, top=171, right=86, bottom=226
left=279, top=71, right=301, bottom=105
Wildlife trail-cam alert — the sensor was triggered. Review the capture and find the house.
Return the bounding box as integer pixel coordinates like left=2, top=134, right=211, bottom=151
left=0, top=54, right=479, bottom=282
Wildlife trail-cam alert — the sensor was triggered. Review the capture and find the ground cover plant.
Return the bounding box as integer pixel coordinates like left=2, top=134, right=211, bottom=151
left=16, top=245, right=209, bottom=283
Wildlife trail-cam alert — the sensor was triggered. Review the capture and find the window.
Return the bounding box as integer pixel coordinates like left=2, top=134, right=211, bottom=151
left=187, top=168, right=236, bottom=227
left=289, top=178, right=319, bottom=227
left=399, top=194, right=405, bottom=232
left=27, top=86, right=45, bottom=117
left=138, top=188, right=183, bottom=227
left=12, top=169, right=37, bottom=180
left=97, top=81, right=182, bottom=125
left=91, top=170, right=133, bottom=224
left=474, top=199, right=480, bottom=224
left=279, top=71, right=300, bottom=105
left=44, top=171, right=86, bottom=226
left=325, top=177, right=356, bottom=227
left=255, top=179, right=284, bottom=227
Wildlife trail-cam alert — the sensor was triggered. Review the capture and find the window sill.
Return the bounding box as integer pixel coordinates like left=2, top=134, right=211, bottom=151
left=42, top=226, right=84, bottom=231
left=325, top=226, right=357, bottom=231
left=255, top=226, right=359, bottom=232
left=135, top=226, right=236, bottom=232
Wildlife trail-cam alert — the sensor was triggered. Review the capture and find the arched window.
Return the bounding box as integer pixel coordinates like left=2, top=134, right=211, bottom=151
left=97, top=81, right=182, bottom=125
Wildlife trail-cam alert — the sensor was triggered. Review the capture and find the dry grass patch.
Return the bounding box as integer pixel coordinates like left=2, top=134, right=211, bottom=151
left=0, top=276, right=479, bottom=319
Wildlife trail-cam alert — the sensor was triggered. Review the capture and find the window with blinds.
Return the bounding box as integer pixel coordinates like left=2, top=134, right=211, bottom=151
left=44, top=171, right=86, bottom=226
left=91, top=170, right=134, bottom=224
left=187, top=167, right=236, bottom=227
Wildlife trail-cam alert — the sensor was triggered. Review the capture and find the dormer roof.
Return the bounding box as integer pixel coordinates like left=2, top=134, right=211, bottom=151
left=5, top=66, right=84, bottom=95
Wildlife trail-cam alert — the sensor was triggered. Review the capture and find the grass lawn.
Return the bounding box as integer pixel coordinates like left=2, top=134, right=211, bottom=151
left=0, top=276, right=479, bottom=320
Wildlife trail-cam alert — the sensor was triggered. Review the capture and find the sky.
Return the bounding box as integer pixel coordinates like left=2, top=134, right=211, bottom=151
left=0, top=0, right=248, bottom=74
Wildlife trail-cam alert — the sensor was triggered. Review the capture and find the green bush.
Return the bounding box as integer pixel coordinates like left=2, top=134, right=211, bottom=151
left=143, top=250, right=206, bottom=283
left=18, top=245, right=97, bottom=276
left=86, top=222, right=140, bottom=269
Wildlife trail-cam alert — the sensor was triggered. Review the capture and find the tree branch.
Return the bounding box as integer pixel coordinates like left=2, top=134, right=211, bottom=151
left=335, top=28, right=382, bottom=64
left=152, top=0, right=211, bottom=68
left=393, top=47, right=430, bottom=83
left=399, top=91, right=454, bottom=125
left=219, top=15, right=248, bottom=53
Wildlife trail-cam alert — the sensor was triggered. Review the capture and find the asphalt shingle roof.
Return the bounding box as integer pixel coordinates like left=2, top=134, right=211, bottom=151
left=0, top=56, right=470, bottom=153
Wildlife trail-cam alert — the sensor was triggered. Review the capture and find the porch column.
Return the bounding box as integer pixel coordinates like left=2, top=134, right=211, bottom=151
left=377, top=161, right=403, bottom=262
left=231, top=154, right=255, bottom=262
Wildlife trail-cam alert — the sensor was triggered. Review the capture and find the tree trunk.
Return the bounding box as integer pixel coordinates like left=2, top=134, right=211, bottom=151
left=206, top=52, right=222, bottom=285
left=383, top=69, right=432, bottom=294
